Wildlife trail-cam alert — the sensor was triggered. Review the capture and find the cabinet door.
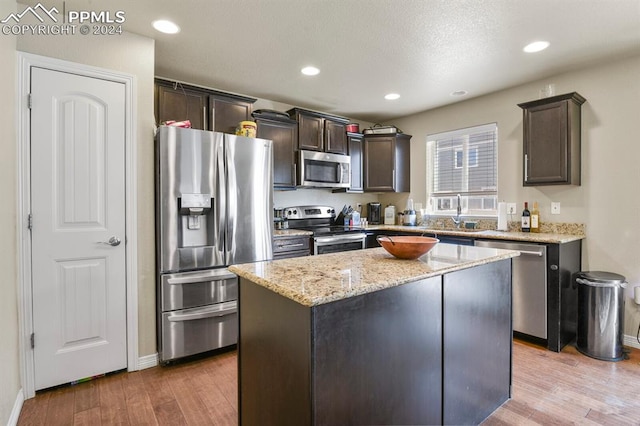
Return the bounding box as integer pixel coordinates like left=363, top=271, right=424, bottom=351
left=210, top=96, right=253, bottom=134
left=325, top=120, right=348, bottom=155
left=298, top=114, right=324, bottom=151
left=156, top=84, right=208, bottom=130
left=348, top=134, right=363, bottom=192
left=364, top=136, right=395, bottom=191
left=523, top=101, right=569, bottom=185
left=256, top=118, right=297, bottom=188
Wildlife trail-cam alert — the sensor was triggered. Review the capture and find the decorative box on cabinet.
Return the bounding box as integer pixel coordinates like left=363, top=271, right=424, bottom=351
left=253, top=111, right=298, bottom=189
left=363, top=133, right=411, bottom=192
left=154, top=78, right=256, bottom=134
left=518, top=92, right=586, bottom=186
left=287, top=108, right=350, bottom=155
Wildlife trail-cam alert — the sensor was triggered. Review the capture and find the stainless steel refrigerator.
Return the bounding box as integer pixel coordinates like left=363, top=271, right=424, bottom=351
left=155, top=126, right=273, bottom=362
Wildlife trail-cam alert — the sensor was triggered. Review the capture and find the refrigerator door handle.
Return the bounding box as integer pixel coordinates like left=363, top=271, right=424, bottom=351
left=167, top=302, right=237, bottom=322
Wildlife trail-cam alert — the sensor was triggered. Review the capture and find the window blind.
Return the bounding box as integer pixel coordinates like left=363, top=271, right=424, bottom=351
left=429, top=123, right=497, bottom=197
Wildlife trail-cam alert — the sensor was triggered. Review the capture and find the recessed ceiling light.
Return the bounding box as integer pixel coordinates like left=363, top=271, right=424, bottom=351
left=152, top=20, right=180, bottom=34
left=384, top=93, right=400, bottom=100
left=301, top=66, right=320, bottom=76
left=450, top=90, right=468, bottom=97
left=523, top=41, right=550, bottom=53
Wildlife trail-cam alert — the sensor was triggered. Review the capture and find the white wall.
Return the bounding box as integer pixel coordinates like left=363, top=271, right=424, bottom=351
left=384, top=54, right=640, bottom=336
left=0, top=1, right=20, bottom=421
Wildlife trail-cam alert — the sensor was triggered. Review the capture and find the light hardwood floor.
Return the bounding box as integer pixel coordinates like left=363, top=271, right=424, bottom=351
left=18, top=340, right=640, bottom=425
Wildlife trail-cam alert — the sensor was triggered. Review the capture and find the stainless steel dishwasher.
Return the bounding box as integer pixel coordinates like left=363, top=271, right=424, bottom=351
left=475, top=240, right=547, bottom=339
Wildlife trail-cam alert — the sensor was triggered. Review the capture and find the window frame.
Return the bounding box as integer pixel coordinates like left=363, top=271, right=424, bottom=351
left=426, top=123, right=498, bottom=218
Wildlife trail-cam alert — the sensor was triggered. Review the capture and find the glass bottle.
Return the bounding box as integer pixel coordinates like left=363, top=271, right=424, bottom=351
left=521, top=202, right=531, bottom=232
left=530, top=202, right=540, bottom=233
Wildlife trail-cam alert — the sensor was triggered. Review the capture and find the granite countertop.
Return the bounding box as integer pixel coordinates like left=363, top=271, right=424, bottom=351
left=273, top=229, right=313, bottom=237
left=230, top=244, right=519, bottom=307
left=365, top=225, right=585, bottom=244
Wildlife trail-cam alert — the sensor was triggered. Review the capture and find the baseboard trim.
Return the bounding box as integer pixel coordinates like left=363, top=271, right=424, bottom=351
left=8, top=388, right=24, bottom=426
left=624, top=334, right=640, bottom=350
left=138, top=353, right=159, bottom=370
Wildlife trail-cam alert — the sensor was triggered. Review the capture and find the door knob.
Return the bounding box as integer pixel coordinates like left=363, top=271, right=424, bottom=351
left=98, top=236, right=121, bottom=246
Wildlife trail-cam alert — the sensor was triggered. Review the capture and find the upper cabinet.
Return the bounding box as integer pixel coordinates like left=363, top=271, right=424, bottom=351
left=253, top=111, right=298, bottom=189
left=287, top=108, right=350, bottom=155
left=363, top=133, right=411, bottom=192
left=155, top=78, right=256, bottom=134
left=518, top=92, right=586, bottom=186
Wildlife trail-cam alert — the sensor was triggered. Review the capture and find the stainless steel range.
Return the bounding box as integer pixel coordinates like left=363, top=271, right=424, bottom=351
left=284, top=205, right=366, bottom=255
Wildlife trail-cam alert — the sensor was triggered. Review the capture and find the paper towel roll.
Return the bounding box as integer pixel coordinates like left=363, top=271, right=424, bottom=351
left=634, top=286, right=640, bottom=304
left=497, top=202, right=508, bottom=231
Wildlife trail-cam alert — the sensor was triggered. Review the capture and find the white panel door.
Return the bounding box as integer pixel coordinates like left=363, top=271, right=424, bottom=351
left=30, top=67, right=127, bottom=390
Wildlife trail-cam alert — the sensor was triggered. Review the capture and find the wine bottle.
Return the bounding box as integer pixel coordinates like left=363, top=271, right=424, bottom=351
left=530, top=202, right=540, bottom=233
left=521, top=202, right=531, bottom=232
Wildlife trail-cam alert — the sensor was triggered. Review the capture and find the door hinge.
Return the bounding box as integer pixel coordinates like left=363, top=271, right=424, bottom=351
left=28, top=93, right=32, bottom=109
left=27, top=213, right=33, bottom=230
left=30, top=333, right=34, bottom=349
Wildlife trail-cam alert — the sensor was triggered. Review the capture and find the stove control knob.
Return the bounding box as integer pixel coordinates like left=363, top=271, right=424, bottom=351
left=327, top=209, right=331, bottom=214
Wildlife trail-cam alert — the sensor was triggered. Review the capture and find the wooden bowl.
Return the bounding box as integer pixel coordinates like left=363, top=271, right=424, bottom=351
left=376, top=235, right=439, bottom=260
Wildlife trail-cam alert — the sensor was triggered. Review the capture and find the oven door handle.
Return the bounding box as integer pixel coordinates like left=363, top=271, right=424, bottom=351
left=167, top=301, right=237, bottom=322
left=315, top=234, right=366, bottom=245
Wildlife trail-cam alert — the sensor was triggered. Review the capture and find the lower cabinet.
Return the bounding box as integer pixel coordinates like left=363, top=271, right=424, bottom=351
left=273, top=235, right=311, bottom=259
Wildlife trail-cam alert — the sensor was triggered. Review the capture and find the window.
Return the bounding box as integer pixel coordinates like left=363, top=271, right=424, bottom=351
left=426, top=123, right=498, bottom=216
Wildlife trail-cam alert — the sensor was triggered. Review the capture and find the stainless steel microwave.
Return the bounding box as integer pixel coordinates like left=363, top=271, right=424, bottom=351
left=298, top=150, right=350, bottom=188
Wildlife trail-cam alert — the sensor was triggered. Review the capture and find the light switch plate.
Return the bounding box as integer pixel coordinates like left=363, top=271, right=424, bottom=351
left=551, top=202, right=561, bottom=214
left=507, top=203, right=517, bottom=215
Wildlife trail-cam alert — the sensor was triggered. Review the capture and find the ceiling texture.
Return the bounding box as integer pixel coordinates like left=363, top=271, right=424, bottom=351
left=17, top=0, right=640, bottom=122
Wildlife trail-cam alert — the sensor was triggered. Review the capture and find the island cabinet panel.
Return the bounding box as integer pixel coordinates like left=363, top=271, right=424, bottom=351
left=238, top=280, right=312, bottom=426
left=312, top=277, right=443, bottom=426
left=442, top=259, right=512, bottom=425
left=238, top=255, right=513, bottom=426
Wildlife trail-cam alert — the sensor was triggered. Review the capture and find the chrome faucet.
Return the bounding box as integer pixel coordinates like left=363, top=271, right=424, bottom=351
left=451, top=194, right=462, bottom=228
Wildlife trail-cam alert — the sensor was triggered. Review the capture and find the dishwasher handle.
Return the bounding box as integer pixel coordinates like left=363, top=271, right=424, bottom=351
left=518, top=250, right=544, bottom=257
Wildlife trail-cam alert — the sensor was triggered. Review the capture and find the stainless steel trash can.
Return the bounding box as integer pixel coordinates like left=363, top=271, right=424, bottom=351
left=576, top=271, right=627, bottom=361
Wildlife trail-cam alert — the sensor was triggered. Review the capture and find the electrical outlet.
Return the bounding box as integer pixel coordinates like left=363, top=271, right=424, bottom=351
left=551, top=202, right=561, bottom=215
left=507, top=203, right=517, bottom=215
left=356, top=203, right=362, bottom=212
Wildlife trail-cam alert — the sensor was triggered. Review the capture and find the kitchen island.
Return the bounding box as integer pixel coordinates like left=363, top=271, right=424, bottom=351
left=230, top=244, right=519, bottom=426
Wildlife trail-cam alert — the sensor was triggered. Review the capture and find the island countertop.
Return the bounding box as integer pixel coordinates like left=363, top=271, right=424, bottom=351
left=230, top=244, right=519, bottom=307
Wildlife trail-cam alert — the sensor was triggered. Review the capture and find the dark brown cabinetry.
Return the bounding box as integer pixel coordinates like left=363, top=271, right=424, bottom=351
left=155, top=78, right=256, bottom=134
left=253, top=112, right=298, bottom=189
left=287, top=108, right=349, bottom=155
left=272, top=235, right=311, bottom=259
left=347, top=132, right=364, bottom=192
left=363, top=133, right=411, bottom=192
left=518, top=92, right=586, bottom=186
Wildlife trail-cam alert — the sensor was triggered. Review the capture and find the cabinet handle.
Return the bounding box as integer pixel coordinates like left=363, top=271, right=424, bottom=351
left=524, top=154, right=528, bottom=181
left=280, top=243, right=305, bottom=249
left=203, top=106, right=207, bottom=130
left=293, top=163, right=297, bottom=186
left=392, top=169, right=396, bottom=190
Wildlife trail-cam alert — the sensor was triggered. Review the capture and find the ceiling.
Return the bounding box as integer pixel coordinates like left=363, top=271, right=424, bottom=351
left=17, top=0, right=640, bottom=122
